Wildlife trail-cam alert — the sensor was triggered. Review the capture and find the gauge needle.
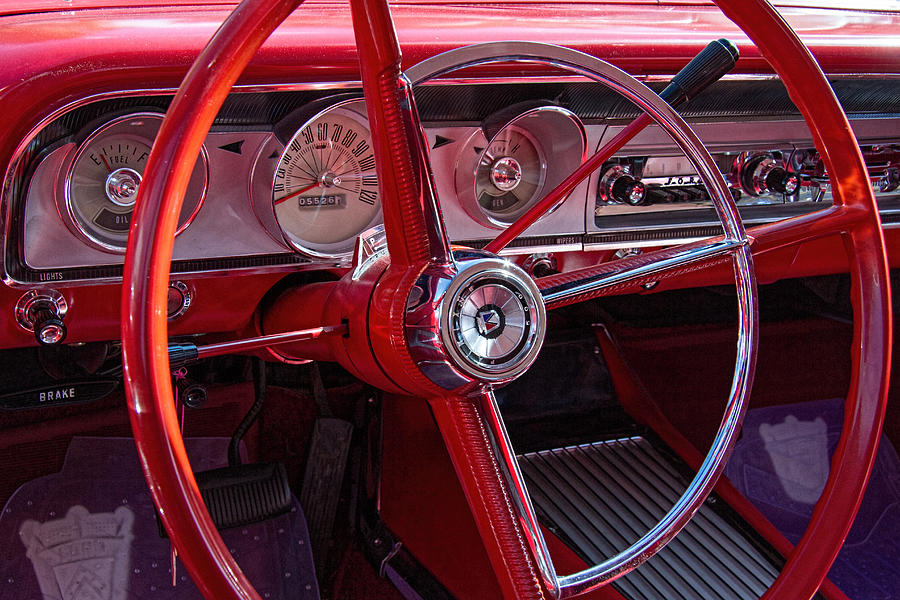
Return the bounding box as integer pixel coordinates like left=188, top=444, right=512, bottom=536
left=100, top=154, right=112, bottom=173
left=274, top=181, right=319, bottom=206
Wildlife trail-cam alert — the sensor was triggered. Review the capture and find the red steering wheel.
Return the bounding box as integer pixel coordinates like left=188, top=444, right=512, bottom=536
left=121, top=0, right=890, bottom=598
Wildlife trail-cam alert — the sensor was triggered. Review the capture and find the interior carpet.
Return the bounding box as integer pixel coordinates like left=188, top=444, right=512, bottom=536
left=519, top=437, right=781, bottom=600
left=724, top=397, right=900, bottom=600
left=0, top=437, right=319, bottom=600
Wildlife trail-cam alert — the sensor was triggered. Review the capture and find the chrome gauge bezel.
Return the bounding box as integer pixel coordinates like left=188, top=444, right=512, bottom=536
left=454, top=105, right=586, bottom=229
left=59, top=112, right=209, bottom=253
left=257, top=97, right=382, bottom=260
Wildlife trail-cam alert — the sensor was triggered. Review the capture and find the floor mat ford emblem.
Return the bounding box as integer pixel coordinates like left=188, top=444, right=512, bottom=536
left=19, top=505, right=134, bottom=600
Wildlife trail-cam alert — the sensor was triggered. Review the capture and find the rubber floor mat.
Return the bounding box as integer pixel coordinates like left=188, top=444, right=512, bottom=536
left=724, top=398, right=900, bottom=599
left=0, top=437, right=319, bottom=600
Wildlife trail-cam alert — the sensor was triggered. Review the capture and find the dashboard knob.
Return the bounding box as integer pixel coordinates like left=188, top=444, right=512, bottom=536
left=738, top=153, right=799, bottom=196
left=523, top=253, right=558, bottom=278
left=15, top=290, right=68, bottom=346
left=599, top=166, right=647, bottom=206
left=31, top=303, right=67, bottom=345
left=167, top=280, right=193, bottom=321
left=878, top=167, right=899, bottom=193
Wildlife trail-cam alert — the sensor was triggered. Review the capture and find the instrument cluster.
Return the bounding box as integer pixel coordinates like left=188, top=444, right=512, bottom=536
left=7, top=79, right=900, bottom=286
left=9, top=93, right=588, bottom=284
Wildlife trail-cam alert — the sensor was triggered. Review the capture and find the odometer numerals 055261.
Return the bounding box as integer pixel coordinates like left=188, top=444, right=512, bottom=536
left=272, top=99, right=380, bottom=257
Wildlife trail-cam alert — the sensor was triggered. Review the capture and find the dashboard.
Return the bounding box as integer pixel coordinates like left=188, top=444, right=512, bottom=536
left=1, top=1, right=899, bottom=349
left=8, top=77, right=900, bottom=280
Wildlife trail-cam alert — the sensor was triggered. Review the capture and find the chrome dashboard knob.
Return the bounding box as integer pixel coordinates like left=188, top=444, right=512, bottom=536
left=878, top=167, right=899, bottom=193
left=737, top=153, right=799, bottom=196
left=15, top=289, right=68, bottom=346
left=598, top=165, right=647, bottom=206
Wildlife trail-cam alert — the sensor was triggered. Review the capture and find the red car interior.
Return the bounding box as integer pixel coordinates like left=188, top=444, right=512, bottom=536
left=0, top=0, right=898, bottom=599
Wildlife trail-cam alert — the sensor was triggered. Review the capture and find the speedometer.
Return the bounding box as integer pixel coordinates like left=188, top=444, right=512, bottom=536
left=271, top=98, right=380, bottom=257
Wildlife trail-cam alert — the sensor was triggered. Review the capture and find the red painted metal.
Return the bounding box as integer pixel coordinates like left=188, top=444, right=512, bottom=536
left=0, top=5, right=898, bottom=200
left=378, top=394, right=509, bottom=599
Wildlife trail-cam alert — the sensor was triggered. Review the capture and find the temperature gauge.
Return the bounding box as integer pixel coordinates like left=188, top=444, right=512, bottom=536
left=63, top=113, right=208, bottom=252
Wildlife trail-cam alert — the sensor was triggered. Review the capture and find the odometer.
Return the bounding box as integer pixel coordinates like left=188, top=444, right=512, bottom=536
left=272, top=99, right=380, bottom=257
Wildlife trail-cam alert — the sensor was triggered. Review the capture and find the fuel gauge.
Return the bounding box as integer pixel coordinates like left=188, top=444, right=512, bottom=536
left=62, top=113, right=208, bottom=252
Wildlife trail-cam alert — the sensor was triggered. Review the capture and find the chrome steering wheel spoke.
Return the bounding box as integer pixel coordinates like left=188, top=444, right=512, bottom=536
left=539, top=236, right=748, bottom=309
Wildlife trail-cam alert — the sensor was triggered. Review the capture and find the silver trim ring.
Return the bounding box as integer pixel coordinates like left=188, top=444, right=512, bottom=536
left=440, top=258, right=546, bottom=382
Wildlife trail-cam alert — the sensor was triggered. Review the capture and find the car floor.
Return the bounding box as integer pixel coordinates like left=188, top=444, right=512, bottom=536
left=0, top=273, right=898, bottom=599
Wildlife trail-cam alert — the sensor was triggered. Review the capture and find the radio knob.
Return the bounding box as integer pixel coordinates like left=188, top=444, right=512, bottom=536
left=878, top=167, right=899, bottom=193
left=599, top=166, right=647, bottom=206
left=738, top=154, right=799, bottom=196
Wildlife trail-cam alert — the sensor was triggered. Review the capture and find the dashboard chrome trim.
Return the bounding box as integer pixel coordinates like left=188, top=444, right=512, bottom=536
left=4, top=75, right=899, bottom=286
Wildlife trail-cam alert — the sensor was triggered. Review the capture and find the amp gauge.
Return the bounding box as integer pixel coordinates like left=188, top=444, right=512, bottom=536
left=61, top=113, right=208, bottom=252
left=475, top=127, right=543, bottom=216
left=456, top=105, right=586, bottom=228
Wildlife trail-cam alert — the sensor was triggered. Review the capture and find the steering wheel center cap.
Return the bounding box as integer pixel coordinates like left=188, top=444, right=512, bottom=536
left=440, top=257, right=546, bottom=384
left=474, top=303, right=505, bottom=339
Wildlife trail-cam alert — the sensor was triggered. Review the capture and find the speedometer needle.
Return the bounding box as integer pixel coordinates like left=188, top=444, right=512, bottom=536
left=274, top=182, right=319, bottom=206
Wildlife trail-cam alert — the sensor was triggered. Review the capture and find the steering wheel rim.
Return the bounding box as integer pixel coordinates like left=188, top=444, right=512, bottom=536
left=121, top=1, right=890, bottom=599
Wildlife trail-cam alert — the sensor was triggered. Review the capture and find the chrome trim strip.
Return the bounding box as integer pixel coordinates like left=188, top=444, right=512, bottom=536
left=541, top=238, right=746, bottom=307
left=478, top=390, right=559, bottom=598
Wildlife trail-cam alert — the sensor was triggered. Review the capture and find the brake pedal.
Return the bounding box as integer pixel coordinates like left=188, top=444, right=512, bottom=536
left=158, top=462, right=292, bottom=536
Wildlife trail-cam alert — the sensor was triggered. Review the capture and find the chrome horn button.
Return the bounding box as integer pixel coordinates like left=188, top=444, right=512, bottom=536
left=455, top=280, right=528, bottom=362
left=440, top=256, right=546, bottom=383
left=405, top=253, right=547, bottom=390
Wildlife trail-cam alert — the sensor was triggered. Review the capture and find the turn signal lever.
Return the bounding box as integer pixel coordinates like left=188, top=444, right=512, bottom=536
left=167, top=323, right=348, bottom=369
